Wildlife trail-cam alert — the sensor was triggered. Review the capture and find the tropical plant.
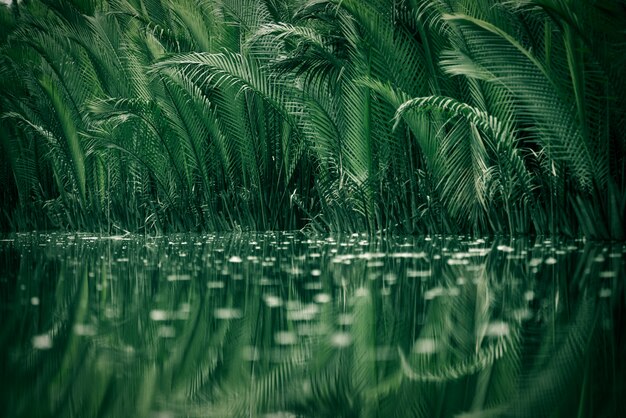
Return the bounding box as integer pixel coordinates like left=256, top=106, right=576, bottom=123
left=0, top=0, right=624, bottom=237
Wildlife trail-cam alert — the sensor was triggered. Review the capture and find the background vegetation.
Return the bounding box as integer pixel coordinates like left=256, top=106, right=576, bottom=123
left=1, top=0, right=624, bottom=237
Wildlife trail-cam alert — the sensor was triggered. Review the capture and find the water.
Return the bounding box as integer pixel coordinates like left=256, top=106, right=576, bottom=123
left=0, top=232, right=623, bottom=418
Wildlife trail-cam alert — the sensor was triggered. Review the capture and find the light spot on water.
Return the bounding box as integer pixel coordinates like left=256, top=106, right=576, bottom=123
left=214, top=308, right=242, bottom=319
left=313, top=293, right=331, bottom=304
left=264, top=295, right=282, bottom=308
left=287, top=304, right=319, bottom=321
left=593, top=255, right=605, bottom=263
left=486, top=321, right=510, bottom=337
left=599, top=271, right=617, bottom=278
left=448, top=287, right=460, bottom=297
left=167, top=274, right=191, bottom=282
left=497, top=245, right=514, bottom=253
left=330, top=332, right=353, bottom=348
left=529, top=258, right=542, bottom=267
left=228, top=256, right=243, bottom=263
left=157, top=326, right=176, bottom=338
left=407, top=269, right=431, bottom=278
left=512, top=308, right=533, bottom=321
left=524, top=290, right=535, bottom=301
left=311, top=269, right=322, bottom=277
left=73, top=324, right=97, bottom=336
left=285, top=267, right=304, bottom=275
left=545, top=257, right=557, bottom=265
left=599, top=288, right=612, bottom=298
left=424, top=287, right=445, bottom=300
left=150, top=310, right=169, bottom=321
left=275, top=331, right=298, bottom=345
left=207, top=281, right=225, bottom=289
left=413, top=338, right=437, bottom=354
left=447, top=258, right=469, bottom=265
left=32, top=334, right=53, bottom=350
left=304, top=282, right=323, bottom=290
left=355, top=287, right=370, bottom=298
left=390, top=252, right=427, bottom=259
left=360, top=252, right=386, bottom=260
left=30, top=297, right=40, bottom=306
left=468, top=248, right=490, bottom=256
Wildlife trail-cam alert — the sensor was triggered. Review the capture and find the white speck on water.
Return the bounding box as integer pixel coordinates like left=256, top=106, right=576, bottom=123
left=599, top=288, right=612, bottom=298
left=228, top=256, right=243, bottom=263
left=486, top=321, right=510, bottom=337
left=313, top=293, right=331, bottom=304
left=545, top=257, right=558, bottom=265
left=529, top=258, right=542, bottom=267
left=359, top=252, right=386, bottom=260
left=524, top=290, right=535, bottom=301
left=407, top=269, right=431, bottom=278
left=264, top=295, right=282, bottom=308
left=167, top=274, right=191, bottom=282
left=512, top=308, right=533, bottom=321
left=304, top=282, right=323, bottom=290
left=275, top=331, right=298, bottom=345
left=355, top=287, right=370, bottom=298
left=150, top=310, right=169, bottom=321
left=214, top=308, right=242, bottom=319
left=30, top=297, right=40, bottom=306
left=497, top=245, right=514, bottom=253
left=448, top=287, right=460, bottom=297
left=310, top=269, right=322, bottom=277
left=73, top=324, right=97, bottom=336
left=424, top=287, right=445, bottom=300
left=413, top=338, right=437, bottom=354
left=287, top=304, right=319, bottom=321
left=32, top=334, right=53, bottom=350
left=330, top=332, right=353, bottom=347
left=207, top=281, right=225, bottom=289
left=390, top=252, right=427, bottom=259
left=157, top=326, right=176, bottom=338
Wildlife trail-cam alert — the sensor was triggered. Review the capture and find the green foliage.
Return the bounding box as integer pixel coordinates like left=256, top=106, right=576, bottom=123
left=0, top=0, right=624, bottom=237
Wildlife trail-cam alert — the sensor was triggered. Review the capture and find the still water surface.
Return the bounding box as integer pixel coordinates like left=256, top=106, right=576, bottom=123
left=0, top=232, right=624, bottom=418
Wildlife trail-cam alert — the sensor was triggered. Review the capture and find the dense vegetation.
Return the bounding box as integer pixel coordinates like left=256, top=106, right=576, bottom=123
left=1, top=0, right=624, bottom=237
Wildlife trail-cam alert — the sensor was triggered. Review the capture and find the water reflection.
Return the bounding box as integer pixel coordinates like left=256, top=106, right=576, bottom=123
left=0, top=233, right=624, bottom=418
